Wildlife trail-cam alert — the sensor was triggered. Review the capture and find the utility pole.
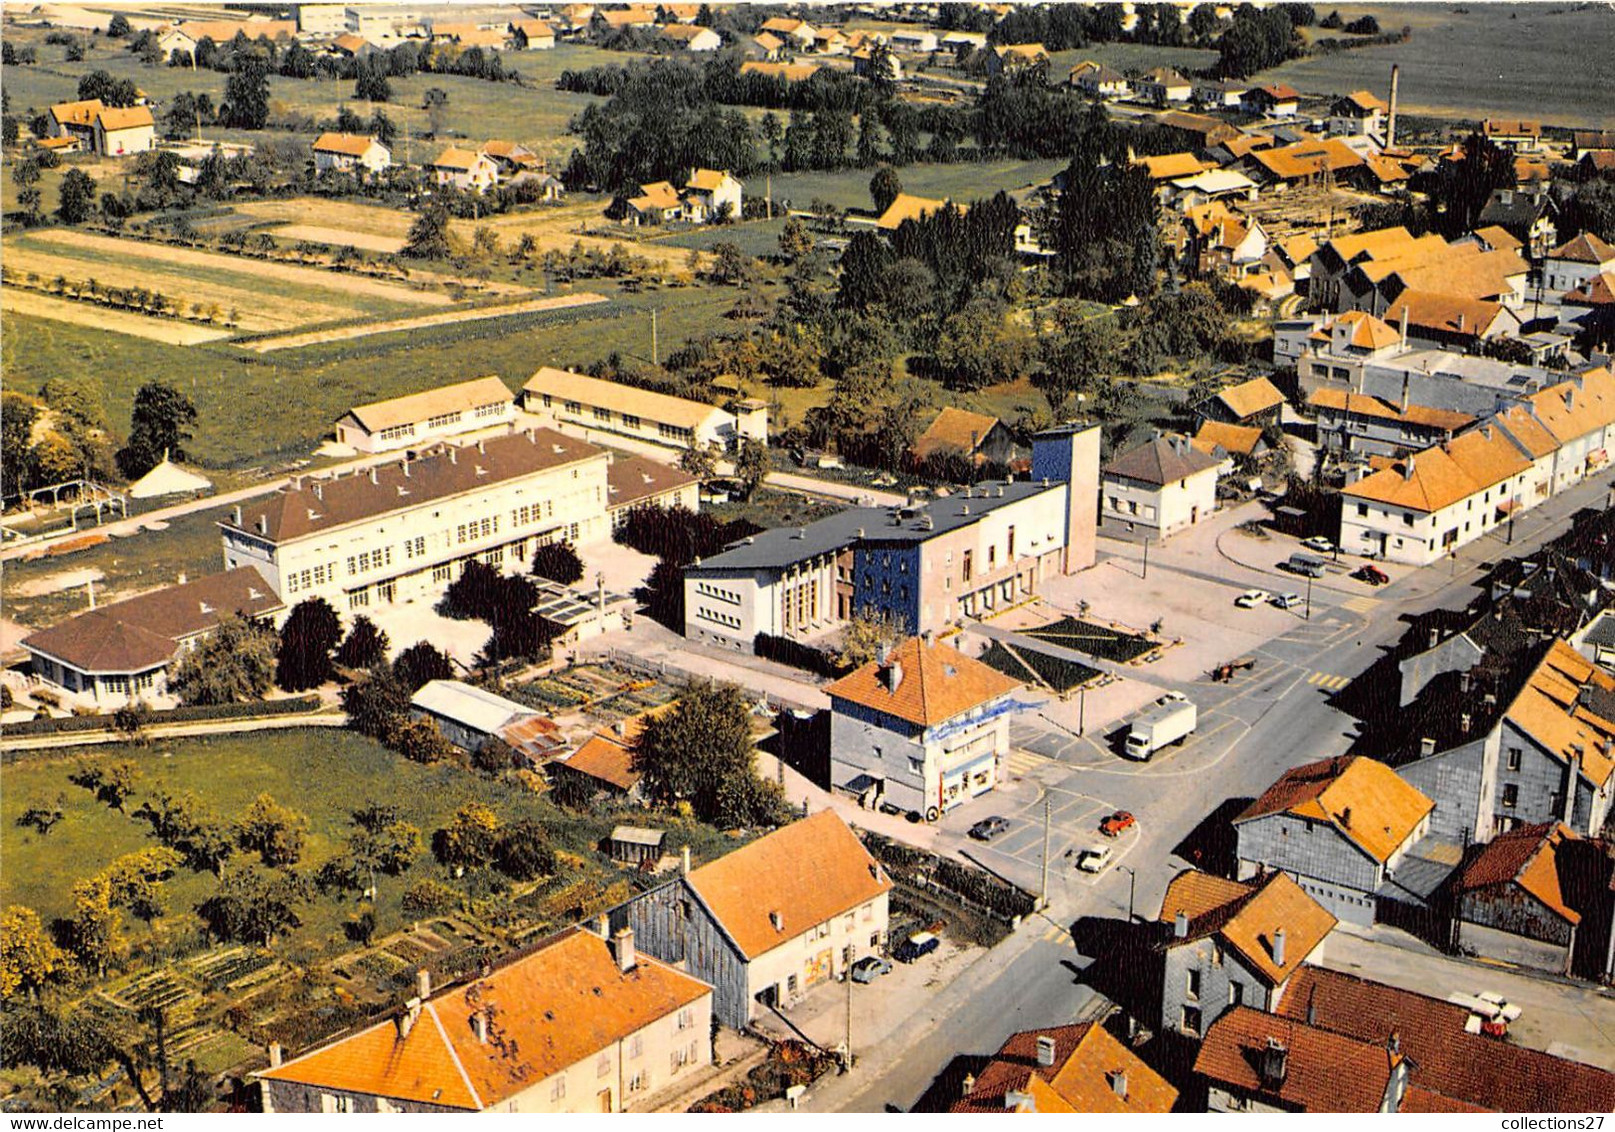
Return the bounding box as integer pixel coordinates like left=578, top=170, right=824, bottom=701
left=650, top=308, right=659, bottom=366
left=1141, top=535, right=1149, bottom=580
left=1038, top=797, right=1051, bottom=911
left=1119, top=865, right=1136, bottom=922
left=844, top=966, right=853, bottom=1071
left=1304, top=575, right=1313, bottom=621
left=1078, top=685, right=1086, bottom=736
left=767, top=171, right=773, bottom=220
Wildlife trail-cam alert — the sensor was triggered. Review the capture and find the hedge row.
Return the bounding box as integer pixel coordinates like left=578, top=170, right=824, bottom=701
left=862, top=830, right=1036, bottom=922
left=1, top=694, right=324, bottom=738
left=754, top=632, right=850, bottom=680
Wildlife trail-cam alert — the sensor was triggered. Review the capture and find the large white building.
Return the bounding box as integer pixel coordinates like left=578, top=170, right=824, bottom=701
left=827, top=635, right=1024, bottom=821
left=334, top=377, right=515, bottom=453
left=521, top=367, right=766, bottom=452
left=220, top=428, right=611, bottom=612
left=1100, top=435, right=1221, bottom=541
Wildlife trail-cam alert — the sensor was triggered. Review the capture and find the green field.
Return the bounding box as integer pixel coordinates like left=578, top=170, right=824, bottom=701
left=767, top=157, right=1067, bottom=214
left=1253, top=3, right=1615, bottom=128
left=1047, top=42, right=1219, bottom=77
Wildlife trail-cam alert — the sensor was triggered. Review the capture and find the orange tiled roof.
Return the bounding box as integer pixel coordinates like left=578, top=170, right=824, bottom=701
left=1160, top=870, right=1336, bottom=986
left=1456, top=822, right=1579, bottom=924
left=875, top=192, right=962, bottom=230
left=911, top=406, right=1002, bottom=459
left=1196, top=1007, right=1401, bottom=1111
left=50, top=98, right=103, bottom=127
left=1502, top=640, right=1615, bottom=790
left=1138, top=151, right=1213, bottom=181
left=97, top=105, right=153, bottom=132
left=826, top=635, right=1021, bottom=727
left=1525, top=366, right=1615, bottom=445
left=313, top=132, right=382, bottom=157
left=628, top=180, right=681, bottom=211
left=1249, top=137, right=1364, bottom=181
left=1549, top=232, right=1615, bottom=265
left=1307, top=389, right=1473, bottom=433
left=431, top=146, right=489, bottom=172
left=1491, top=403, right=1561, bottom=458
left=1383, top=291, right=1512, bottom=340
left=1333, top=310, right=1402, bottom=351
left=1343, top=445, right=1479, bottom=513
left=1235, top=755, right=1433, bottom=865
left=1473, top=225, right=1524, bottom=253
left=1318, top=225, right=1418, bottom=266
left=1337, top=89, right=1386, bottom=113
left=332, top=33, right=370, bottom=52
left=1192, top=419, right=1263, bottom=457
left=256, top=928, right=711, bottom=1108
left=685, top=168, right=735, bottom=192
left=1442, top=424, right=1532, bottom=491
left=684, top=811, right=891, bottom=960
left=952, top=1023, right=1177, bottom=1113
left=1215, top=376, right=1285, bottom=419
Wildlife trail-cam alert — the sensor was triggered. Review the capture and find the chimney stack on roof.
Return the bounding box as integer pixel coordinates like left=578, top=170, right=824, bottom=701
left=1261, top=1037, right=1290, bottom=1088
left=417, top=968, right=432, bottom=1000
left=1272, top=927, right=1286, bottom=966
left=1035, top=1035, right=1057, bottom=1068
left=884, top=660, right=904, bottom=693
left=609, top=926, right=636, bottom=973
left=681, top=845, right=692, bottom=876
left=267, top=1042, right=283, bottom=1069
left=1108, top=1069, right=1128, bottom=1100
left=1174, top=909, right=1189, bottom=938
left=961, top=1072, right=977, bottom=1099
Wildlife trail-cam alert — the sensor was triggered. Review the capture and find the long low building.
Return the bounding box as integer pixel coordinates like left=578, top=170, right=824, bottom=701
left=334, top=377, right=516, bottom=453
left=682, top=426, right=1100, bottom=651
left=20, top=568, right=284, bottom=707
left=521, top=368, right=767, bottom=453
left=220, top=428, right=613, bottom=612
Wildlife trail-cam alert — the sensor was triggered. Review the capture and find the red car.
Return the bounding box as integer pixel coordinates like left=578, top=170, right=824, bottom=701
left=1099, top=811, right=1136, bottom=838
left=1353, top=564, right=1390, bottom=586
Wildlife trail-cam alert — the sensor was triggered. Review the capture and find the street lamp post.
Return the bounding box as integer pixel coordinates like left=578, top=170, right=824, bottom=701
left=1078, top=685, right=1086, bottom=737
left=1304, top=575, right=1312, bottom=621
left=1141, top=536, right=1150, bottom=580
left=1116, top=865, right=1138, bottom=922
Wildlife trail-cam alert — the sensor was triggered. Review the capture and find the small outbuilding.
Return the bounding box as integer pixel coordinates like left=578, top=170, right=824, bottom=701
left=608, top=825, right=665, bottom=867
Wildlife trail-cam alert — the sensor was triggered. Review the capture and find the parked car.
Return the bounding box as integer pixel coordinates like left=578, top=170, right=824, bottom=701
left=850, top=956, right=892, bottom=983
left=1284, top=552, right=1328, bottom=577
left=1301, top=536, right=1336, bottom=554
left=1077, top=845, right=1114, bottom=873
left=893, top=932, right=941, bottom=963
left=1099, top=811, right=1136, bottom=838
left=1270, top=592, right=1303, bottom=609
left=1235, top=589, right=1271, bottom=608
left=968, top=815, right=1011, bottom=842
left=1353, top=564, right=1390, bottom=586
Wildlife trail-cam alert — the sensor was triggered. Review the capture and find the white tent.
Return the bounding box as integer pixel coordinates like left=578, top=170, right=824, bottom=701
left=128, top=452, right=212, bottom=499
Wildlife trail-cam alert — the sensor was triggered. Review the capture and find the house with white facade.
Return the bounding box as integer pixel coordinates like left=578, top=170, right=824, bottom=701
left=334, top=376, right=515, bottom=453
left=429, top=146, right=499, bottom=193
left=681, top=168, right=742, bottom=222
left=93, top=105, right=156, bottom=157
left=257, top=927, right=712, bottom=1112
left=1135, top=66, right=1191, bottom=105
left=1068, top=61, right=1129, bottom=99
left=1328, top=90, right=1387, bottom=138
left=1156, top=870, right=1336, bottom=1041
left=1544, top=232, right=1615, bottom=296
left=312, top=132, right=390, bottom=176
left=618, top=811, right=891, bottom=1028
left=521, top=367, right=764, bottom=452
left=828, top=635, right=1024, bottom=821
left=219, top=428, right=612, bottom=612
left=1234, top=756, right=1434, bottom=927
left=1100, top=435, right=1221, bottom=541
left=20, top=568, right=284, bottom=708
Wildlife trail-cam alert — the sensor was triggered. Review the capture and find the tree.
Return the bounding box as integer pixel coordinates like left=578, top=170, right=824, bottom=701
left=2, top=393, right=38, bottom=495
left=836, top=610, right=905, bottom=669
left=222, top=52, right=272, bottom=128
left=778, top=216, right=814, bottom=262
left=347, top=804, right=422, bottom=878
left=869, top=165, right=903, bottom=215
left=678, top=442, right=720, bottom=481
left=280, top=40, right=315, bottom=78
left=530, top=541, right=584, bottom=584
left=432, top=803, right=501, bottom=874
left=734, top=437, right=768, bottom=501
left=237, top=794, right=309, bottom=866
left=0, top=906, right=65, bottom=998
left=56, top=168, right=97, bottom=224
left=392, top=717, right=457, bottom=764
left=404, top=201, right=453, bottom=259
left=68, top=874, right=125, bottom=977
left=342, top=663, right=413, bottom=740
left=402, top=878, right=458, bottom=917
left=493, top=819, right=555, bottom=880
left=77, top=70, right=138, bottom=107
left=101, top=847, right=183, bottom=924
left=196, top=865, right=306, bottom=946
left=355, top=54, right=391, bottom=102
left=107, top=12, right=131, bottom=37
left=709, top=241, right=754, bottom=285
left=116, top=381, right=197, bottom=479
left=275, top=598, right=342, bottom=691
left=170, top=614, right=276, bottom=704
left=471, top=736, right=519, bottom=774
left=393, top=641, right=453, bottom=692
left=1430, top=131, right=1516, bottom=237
left=335, top=615, right=390, bottom=669
left=632, top=682, right=787, bottom=826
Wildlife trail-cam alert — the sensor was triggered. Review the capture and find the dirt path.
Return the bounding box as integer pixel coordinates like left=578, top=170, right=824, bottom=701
left=0, top=289, right=233, bottom=345
left=242, top=291, right=612, bottom=353
left=24, top=229, right=450, bottom=307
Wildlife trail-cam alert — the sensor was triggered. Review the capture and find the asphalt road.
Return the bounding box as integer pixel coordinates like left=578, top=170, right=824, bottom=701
left=806, top=470, right=1615, bottom=1113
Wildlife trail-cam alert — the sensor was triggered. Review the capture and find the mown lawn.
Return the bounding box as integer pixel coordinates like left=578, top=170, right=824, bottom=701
left=767, top=157, right=1068, bottom=214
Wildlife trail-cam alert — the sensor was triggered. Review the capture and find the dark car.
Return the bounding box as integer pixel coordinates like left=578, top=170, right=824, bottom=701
left=968, top=816, right=1011, bottom=842
left=893, top=932, right=941, bottom=963
left=1353, top=564, right=1390, bottom=586
left=1099, top=811, right=1136, bottom=838
left=850, top=956, right=892, bottom=983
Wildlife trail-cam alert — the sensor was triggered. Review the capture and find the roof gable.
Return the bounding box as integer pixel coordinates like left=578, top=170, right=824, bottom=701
left=1235, top=756, right=1433, bottom=864
left=1104, top=435, right=1221, bottom=485
left=345, top=376, right=512, bottom=433
left=825, top=636, right=1022, bottom=727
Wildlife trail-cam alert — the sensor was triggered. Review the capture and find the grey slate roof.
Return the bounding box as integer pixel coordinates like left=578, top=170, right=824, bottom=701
left=1103, top=436, right=1220, bottom=486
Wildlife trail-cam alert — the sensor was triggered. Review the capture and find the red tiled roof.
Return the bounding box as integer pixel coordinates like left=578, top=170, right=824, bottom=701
left=911, top=407, right=1003, bottom=460
left=952, top=1023, right=1177, bottom=1113
left=1195, top=1007, right=1401, bottom=1111
left=825, top=635, right=1021, bottom=728
left=1456, top=822, right=1579, bottom=925
left=1159, top=870, right=1336, bottom=986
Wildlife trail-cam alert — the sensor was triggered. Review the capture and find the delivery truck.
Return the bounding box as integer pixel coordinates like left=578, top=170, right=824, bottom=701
left=1124, top=696, right=1197, bottom=759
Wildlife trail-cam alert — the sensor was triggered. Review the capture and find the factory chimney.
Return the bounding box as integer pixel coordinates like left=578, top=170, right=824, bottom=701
left=1386, top=65, right=1400, bottom=148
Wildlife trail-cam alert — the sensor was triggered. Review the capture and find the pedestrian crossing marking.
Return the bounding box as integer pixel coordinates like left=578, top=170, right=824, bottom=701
left=1005, top=750, right=1052, bottom=775
left=1343, top=596, right=1380, bottom=614
left=1305, top=671, right=1350, bottom=691
left=1041, top=924, right=1073, bottom=946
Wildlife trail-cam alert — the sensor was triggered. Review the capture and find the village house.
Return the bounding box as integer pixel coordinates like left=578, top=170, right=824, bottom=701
left=1191, top=420, right=1267, bottom=465
left=985, top=42, right=1049, bottom=74
left=1136, top=151, right=1214, bottom=186
left=256, top=927, right=713, bottom=1112
left=617, top=811, right=891, bottom=1028
left=1242, top=83, right=1300, bottom=118
left=521, top=367, right=765, bottom=452
left=219, top=428, right=613, bottom=611
left=1155, top=109, right=1242, bottom=150
left=1382, top=292, right=1524, bottom=352
left=659, top=22, right=721, bottom=51
left=852, top=46, right=903, bottom=80
left=1481, top=118, right=1543, bottom=151
left=875, top=192, right=961, bottom=230
left=1400, top=640, right=1615, bottom=843
left=429, top=146, right=499, bottom=193
left=757, top=15, right=816, bottom=49
left=908, top=407, right=1018, bottom=469
left=1191, top=78, right=1247, bottom=108
left=1243, top=137, right=1366, bottom=190
left=1178, top=202, right=1266, bottom=278
left=1196, top=1006, right=1413, bottom=1112
left=1268, top=966, right=1615, bottom=1111
left=680, top=168, right=743, bottom=222
left=1101, top=434, right=1221, bottom=541
left=888, top=29, right=938, bottom=53
left=311, top=132, right=390, bottom=177
left=334, top=376, right=516, bottom=454
left=1233, top=756, right=1434, bottom=927
left=1453, top=822, right=1582, bottom=974
left=430, top=19, right=508, bottom=47
left=1135, top=66, right=1191, bottom=105
left=828, top=635, right=1024, bottom=821
left=48, top=99, right=154, bottom=157
left=743, top=31, right=785, bottom=60
left=551, top=713, right=652, bottom=803
left=21, top=568, right=284, bottom=708
left=509, top=19, right=556, bottom=48
left=617, top=180, right=683, bottom=225
left=409, top=679, right=544, bottom=754
left=1328, top=90, right=1387, bottom=138
left=1067, top=61, right=1129, bottom=99
left=1200, top=376, right=1286, bottom=429
left=1156, top=870, right=1337, bottom=1041
left=158, top=18, right=296, bottom=57
left=326, top=33, right=376, bottom=59
left=1309, top=388, right=1475, bottom=458
left=1476, top=186, right=1558, bottom=260
left=479, top=139, right=541, bottom=178
left=684, top=428, right=1099, bottom=651
left=657, top=3, right=700, bottom=24
left=1544, top=232, right=1615, bottom=296
left=1573, top=130, right=1615, bottom=161
left=295, top=4, right=349, bottom=34
left=1307, top=227, right=1424, bottom=311
left=950, top=1024, right=1178, bottom=1113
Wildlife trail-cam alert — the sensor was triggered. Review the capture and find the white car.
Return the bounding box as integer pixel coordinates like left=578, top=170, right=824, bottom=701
left=1235, top=589, right=1270, bottom=608
left=1077, top=845, right=1114, bottom=873
left=1301, top=536, right=1336, bottom=554
left=1271, top=592, right=1303, bottom=609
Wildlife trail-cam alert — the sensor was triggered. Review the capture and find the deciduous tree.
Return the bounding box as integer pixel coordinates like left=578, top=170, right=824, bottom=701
left=236, top=793, right=309, bottom=866
left=276, top=597, right=342, bottom=691
left=0, top=906, right=65, bottom=998
left=170, top=614, right=275, bottom=704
